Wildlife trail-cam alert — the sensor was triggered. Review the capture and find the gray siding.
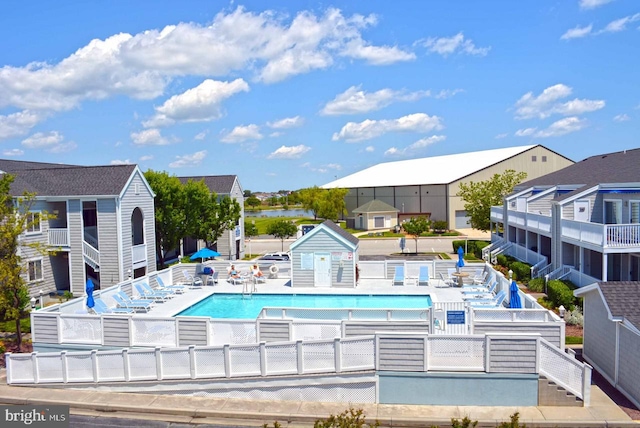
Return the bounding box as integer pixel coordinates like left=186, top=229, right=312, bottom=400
left=583, top=291, right=617, bottom=381
left=528, top=193, right=554, bottom=216
left=97, top=199, right=119, bottom=287
left=216, top=177, right=244, bottom=260
left=488, top=337, right=537, bottom=373
left=102, top=317, right=131, bottom=347
left=617, top=324, right=640, bottom=407
left=474, top=324, right=562, bottom=348
left=378, top=337, right=424, bottom=371
left=177, top=319, right=208, bottom=346
left=344, top=322, right=429, bottom=337
left=120, top=170, right=156, bottom=278
left=20, top=200, right=56, bottom=296
left=258, top=321, right=291, bottom=342
left=291, top=228, right=356, bottom=288
left=562, top=193, right=597, bottom=221
left=68, top=199, right=84, bottom=295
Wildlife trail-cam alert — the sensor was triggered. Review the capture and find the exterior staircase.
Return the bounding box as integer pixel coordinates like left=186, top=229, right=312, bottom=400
left=538, top=376, right=583, bottom=406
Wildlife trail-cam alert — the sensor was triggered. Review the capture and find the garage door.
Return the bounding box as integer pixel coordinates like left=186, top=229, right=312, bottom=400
left=455, top=210, right=471, bottom=229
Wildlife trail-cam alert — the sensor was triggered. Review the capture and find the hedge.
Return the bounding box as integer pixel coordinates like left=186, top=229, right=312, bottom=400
left=510, top=261, right=531, bottom=282
left=546, top=279, right=577, bottom=309
left=528, top=277, right=545, bottom=293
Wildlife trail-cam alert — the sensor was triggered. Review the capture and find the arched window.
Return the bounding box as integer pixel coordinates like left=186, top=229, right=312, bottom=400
left=131, top=208, right=144, bottom=245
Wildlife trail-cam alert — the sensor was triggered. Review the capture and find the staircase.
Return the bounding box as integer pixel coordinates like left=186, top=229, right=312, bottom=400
left=538, top=376, right=583, bottom=406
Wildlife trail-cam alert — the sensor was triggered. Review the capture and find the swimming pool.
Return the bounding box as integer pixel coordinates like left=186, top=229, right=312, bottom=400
left=178, top=293, right=432, bottom=319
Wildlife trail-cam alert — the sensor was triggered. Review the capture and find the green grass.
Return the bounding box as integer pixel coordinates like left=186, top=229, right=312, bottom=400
left=359, top=232, right=404, bottom=238
left=566, top=336, right=583, bottom=345
left=0, top=316, right=31, bottom=334
left=251, top=217, right=326, bottom=235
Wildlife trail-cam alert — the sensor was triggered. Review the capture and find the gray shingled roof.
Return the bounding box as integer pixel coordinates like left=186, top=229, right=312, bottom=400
left=597, top=282, right=640, bottom=329
left=353, top=199, right=400, bottom=214
left=1, top=160, right=137, bottom=197
left=321, top=220, right=359, bottom=246
left=178, top=175, right=237, bottom=194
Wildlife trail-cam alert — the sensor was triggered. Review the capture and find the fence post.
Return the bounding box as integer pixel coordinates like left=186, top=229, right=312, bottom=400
left=296, top=340, right=303, bottom=374
left=175, top=318, right=180, bottom=347
left=260, top=342, right=267, bottom=376
left=223, top=344, right=231, bottom=378
left=57, top=315, right=63, bottom=344
left=334, top=338, right=342, bottom=373
left=128, top=316, right=134, bottom=347
left=123, top=349, right=130, bottom=381
left=535, top=337, right=541, bottom=374
left=423, top=336, right=428, bottom=372
left=582, top=363, right=592, bottom=406
left=91, top=350, right=98, bottom=382
left=31, top=352, right=39, bottom=384
left=189, top=345, right=196, bottom=379
left=484, top=335, right=491, bottom=373
left=155, top=347, right=162, bottom=380
left=61, top=351, right=68, bottom=383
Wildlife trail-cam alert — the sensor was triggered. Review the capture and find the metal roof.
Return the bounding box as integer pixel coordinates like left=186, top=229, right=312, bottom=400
left=322, top=145, right=538, bottom=188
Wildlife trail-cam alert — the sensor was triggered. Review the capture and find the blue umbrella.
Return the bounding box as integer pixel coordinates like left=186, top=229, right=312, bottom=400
left=86, top=278, right=95, bottom=309
left=457, top=245, right=465, bottom=268
left=509, top=280, right=522, bottom=309
left=190, top=248, right=221, bottom=262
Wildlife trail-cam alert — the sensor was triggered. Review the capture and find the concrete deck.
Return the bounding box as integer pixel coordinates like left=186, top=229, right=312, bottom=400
left=0, top=371, right=635, bottom=427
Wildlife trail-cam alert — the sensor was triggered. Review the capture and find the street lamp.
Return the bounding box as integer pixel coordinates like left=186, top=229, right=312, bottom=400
left=508, top=270, right=513, bottom=280
left=30, top=297, right=36, bottom=309
left=558, top=305, right=566, bottom=319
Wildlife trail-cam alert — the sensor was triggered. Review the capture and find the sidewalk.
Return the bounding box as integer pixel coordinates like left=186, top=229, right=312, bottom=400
left=0, top=371, right=635, bottom=427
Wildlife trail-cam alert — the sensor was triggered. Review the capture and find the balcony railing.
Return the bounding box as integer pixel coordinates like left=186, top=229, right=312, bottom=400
left=507, top=210, right=526, bottom=227
left=525, top=212, right=552, bottom=234
left=561, top=220, right=640, bottom=249
left=132, top=243, right=147, bottom=264
left=48, top=228, right=69, bottom=247
left=490, top=206, right=503, bottom=222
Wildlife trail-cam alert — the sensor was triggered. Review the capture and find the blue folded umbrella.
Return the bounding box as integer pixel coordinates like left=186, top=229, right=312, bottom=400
left=509, top=280, right=522, bottom=309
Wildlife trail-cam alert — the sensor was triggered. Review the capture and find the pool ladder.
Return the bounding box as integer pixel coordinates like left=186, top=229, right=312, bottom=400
left=242, top=278, right=255, bottom=299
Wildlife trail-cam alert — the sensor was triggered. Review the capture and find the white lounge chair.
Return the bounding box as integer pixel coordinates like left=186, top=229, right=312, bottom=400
left=393, top=266, right=405, bottom=286
left=468, top=290, right=507, bottom=307
left=418, top=266, right=430, bottom=286
left=182, top=269, right=204, bottom=288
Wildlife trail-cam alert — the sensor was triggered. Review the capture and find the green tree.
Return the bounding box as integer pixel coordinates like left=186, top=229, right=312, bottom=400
left=266, top=220, right=298, bottom=251
left=298, top=186, right=324, bottom=220
left=317, top=188, right=349, bottom=221
left=457, top=169, right=527, bottom=231
left=244, top=221, right=259, bottom=239
left=0, top=174, right=46, bottom=348
left=246, top=196, right=261, bottom=209
left=402, top=217, right=431, bottom=253
left=243, top=189, right=252, bottom=198
left=203, top=195, right=242, bottom=247
left=144, top=170, right=186, bottom=269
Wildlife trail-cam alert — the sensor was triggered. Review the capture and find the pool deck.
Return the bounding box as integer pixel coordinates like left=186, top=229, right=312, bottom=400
left=144, top=277, right=457, bottom=317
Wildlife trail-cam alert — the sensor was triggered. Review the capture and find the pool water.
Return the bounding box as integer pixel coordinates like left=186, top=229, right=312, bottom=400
left=178, top=293, right=432, bottom=319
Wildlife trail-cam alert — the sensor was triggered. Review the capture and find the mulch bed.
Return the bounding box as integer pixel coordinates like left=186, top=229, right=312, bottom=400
left=0, top=340, right=33, bottom=368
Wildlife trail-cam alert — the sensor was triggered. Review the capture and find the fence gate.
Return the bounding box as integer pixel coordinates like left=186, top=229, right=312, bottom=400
left=432, top=302, right=470, bottom=335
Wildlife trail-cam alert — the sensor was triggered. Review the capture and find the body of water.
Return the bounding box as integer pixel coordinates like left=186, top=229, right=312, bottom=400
left=178, top=293, right=432, bottom=319
left=245, top=208, right=312, bottom=218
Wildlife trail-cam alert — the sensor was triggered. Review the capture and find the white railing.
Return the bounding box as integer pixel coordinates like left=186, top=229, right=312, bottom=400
left=84, top=228, right=99, bottom=248
left=605, top=224, right=640, bottom=248
left=490, top=206, right=503, bottom=222
left=507, top=210, right=526, bottom=227
left=47, top=228, right=69, bottom=246
left=482, top=239, right=503, bottom=261
left=561, top=219, right=604, bottom=247
left=539, top=339, right=591, bottom=402
left=472, top=308, right=560, bottom=323
left=490, top=242, right=512, bottom=264
left=535, top=264, right=553, bottom=279
left=82, top=240, right=100, bottom=266
left=547, top=265, right=573, bottom=281
left=567, top=270, right=599, bottom=288
left=259, top=307, right=429, bottom=321
left=505, top=244, right=546, bottom=267
left=132, top=243, right=147, bottom=264
left=6, top=336, right=375, bottom=385
left=426, top=335, right=485, bottom=371
left=525, top=212, right=552, bottom=234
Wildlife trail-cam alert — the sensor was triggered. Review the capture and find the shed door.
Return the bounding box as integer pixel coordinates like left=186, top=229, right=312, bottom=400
left=455, top=210, right=470, bottom=229
left=314, top=253, right=331, bottom=287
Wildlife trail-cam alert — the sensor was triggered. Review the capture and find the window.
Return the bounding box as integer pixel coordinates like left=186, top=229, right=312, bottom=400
left=604, top=200, right=622, bottom=224
left=542, top=156, right=547, bottom=162
left=531, top=155, right=537, bottom=162
left=26, top=212, right=41, bottom=234
left=630, top=201, right=640, bottom=223
left=374, top=216, right=385, bottom=228
left=28, top=259, right=43, bottom=282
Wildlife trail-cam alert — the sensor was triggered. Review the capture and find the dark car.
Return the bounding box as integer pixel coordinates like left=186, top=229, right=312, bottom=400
left=258, top=252, right=290, bottom=261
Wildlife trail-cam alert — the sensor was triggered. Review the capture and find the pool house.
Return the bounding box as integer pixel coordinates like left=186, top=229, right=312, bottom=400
left=6, top=259, right=591, bottom=408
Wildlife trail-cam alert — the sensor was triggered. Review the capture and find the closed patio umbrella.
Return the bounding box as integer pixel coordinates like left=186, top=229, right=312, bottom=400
left=86, top=278, right=95, bottom=309
left=456, top=245, right=465, bottom=271
left=509, top=280, right=522, bottom=309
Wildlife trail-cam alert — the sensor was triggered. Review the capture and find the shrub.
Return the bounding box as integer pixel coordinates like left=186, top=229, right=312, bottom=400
left=450, top=416, right=478, bottom=428
left=473, top=241, right=490, bottom=258
left=432, top=220, right=448, bottom=233
left=497, top=412, right=526, bottom=428
left=264, top=408, right=379, bottom=428
left=452, top=240, right=466, bottom=252
left=565, top=307, right=584, bottom=327
left=546, top=279, right=576, bottom=309
left=510, top=261, right=531, bottom=282
left=496, top=254, right=508, bottom=267
left=0, top=341, right=5, bottom=354
left=527, top=277, right=545, bottom=293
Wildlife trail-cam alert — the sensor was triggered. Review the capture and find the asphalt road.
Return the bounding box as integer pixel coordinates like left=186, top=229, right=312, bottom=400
left=71, top=415, right=253, bottom=428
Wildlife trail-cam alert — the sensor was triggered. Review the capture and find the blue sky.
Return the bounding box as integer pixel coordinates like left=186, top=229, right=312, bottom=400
left=0, top=1, right=638, bottom=192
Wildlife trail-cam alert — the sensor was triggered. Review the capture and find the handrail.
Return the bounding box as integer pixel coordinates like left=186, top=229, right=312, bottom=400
left=539, top=338, right=591, bottom=403
left=82, top=240, right=100, bottom=267
left=547, top=265, right=573, bottom=281
left=535, top=263, right=553, bottom=279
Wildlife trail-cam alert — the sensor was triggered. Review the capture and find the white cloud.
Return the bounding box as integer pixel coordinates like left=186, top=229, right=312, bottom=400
left=514, top=84, right=604, bottom=119
left=613, top=114, right=630, bottom=122
left=600, top=13, right=640, bottom=33
left=434, top=89, right=464, bottom=99
left=139, top=155, right=154, bottom=161
left=48, top=141, right=77, bottom=153
left=365, top=146, right=375, bottom=152
left=220, top=124, right=263, bottom=143
left=321, top=86, right=430, bottom=115
left=143, top=79, right=249, bottom=127
left=301, top=161, right=342, bottom=173
left=561, top=24, right=593, bottom=40
left=267, top=116, right=304, bottom=129
left=534, top=117, right=587, bottom=138
left=2, top=148, right=24, bottom=156
left=580, top=0, right=614, bottom=10
left=21, top=131, right=64, bottom=148
left=0, top=110, right=42, bottom=140
left=267, top=144, right=311, bottom=159
left=169, top=150, right=207, bottom=168
left=515, top=127, right=537, bottom=137
left=110, top=159, right=132, bottom=165
left=194, top=131, right=208, bottom=140
left=131, top=128, right=170, bottom=145
left=421, top=32, right=490, bottom=57
left=0, top=7, right=414, bottom=118
left=332, top=113, right=443, bottom=142
left=495, top=133, right=508, bottom=139
left=384, top=135, right=446, bottom=156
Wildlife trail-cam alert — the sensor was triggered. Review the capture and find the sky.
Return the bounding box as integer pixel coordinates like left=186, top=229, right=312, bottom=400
left=0, top=0, right=638, bottom=192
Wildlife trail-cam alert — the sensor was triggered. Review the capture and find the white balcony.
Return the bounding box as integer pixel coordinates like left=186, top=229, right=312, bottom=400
left=561, top=220, right=640, bottom=250
left=490, top=206, right=503, bottom=222
left=525, top=212, right=552, bottom=235
left=132, top=243, right=147, bottom=265
left=48, top=228, right=69, bottom=247
left=507, top=210, right=526, bottom=227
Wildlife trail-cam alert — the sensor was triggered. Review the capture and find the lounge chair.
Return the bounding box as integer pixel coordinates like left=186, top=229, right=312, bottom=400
left=467, top=290, right=507, bottom=307
left=133, top=282, right=172, bottom=302
left=470, top=270, right=488, bottom=285
left=418, top=266, right=430, bottom=286
left=156, top=276, right=186, bottom=294
left=92, top=298, right=133, bottom=314
left=439, top=272, right=455, bottom=287
left=182, top=270, right=204, bottom=288
left=392, top=266, right=405, bottom=286
left=461, top=273, right=495, bottom=292
left=112, top=292, right=152, bottom=312
left=462, top=280, right=497, bottom=297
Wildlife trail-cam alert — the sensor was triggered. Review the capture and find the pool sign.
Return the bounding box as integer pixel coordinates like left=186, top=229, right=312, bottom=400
left=446, top=310, right=465, bottom=325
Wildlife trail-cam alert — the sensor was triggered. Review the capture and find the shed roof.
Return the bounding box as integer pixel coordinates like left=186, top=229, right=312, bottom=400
left=597, top=282, right=640, bottom=329
left=178, top=175, right=238, bottom=194
left=353, top=199, right=400, bottom=214
left=290, top=219, right=359, bottom=251
left=322, top=145, right=540, bottom=188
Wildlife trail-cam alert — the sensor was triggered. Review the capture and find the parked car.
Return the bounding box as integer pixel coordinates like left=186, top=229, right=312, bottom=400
left=258, top=252, right=290, bottom=261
